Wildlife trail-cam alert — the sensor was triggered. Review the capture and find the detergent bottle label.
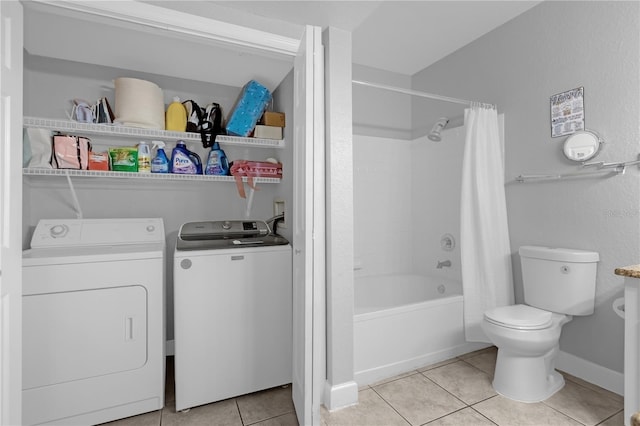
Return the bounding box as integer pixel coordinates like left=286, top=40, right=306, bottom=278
left=172, top=151, right=197, bottom=174
left=138, top=156, right=151, bottom=172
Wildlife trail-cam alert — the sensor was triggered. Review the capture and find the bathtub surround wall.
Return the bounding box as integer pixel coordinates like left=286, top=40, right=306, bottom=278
left=411, top=127, right=465, bottom=280
left=412, top=1, right=639, bottom=391
left=353, top=135, right=413, bottom=277
left=353, top=127, right=466, bottom=282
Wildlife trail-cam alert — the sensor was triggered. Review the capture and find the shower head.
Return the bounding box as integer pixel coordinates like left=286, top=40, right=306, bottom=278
left=428, top=117, right=450, bottom=142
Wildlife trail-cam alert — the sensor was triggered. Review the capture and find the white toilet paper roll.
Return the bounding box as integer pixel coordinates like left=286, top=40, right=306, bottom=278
left=114, top=77, right=165, bottom=130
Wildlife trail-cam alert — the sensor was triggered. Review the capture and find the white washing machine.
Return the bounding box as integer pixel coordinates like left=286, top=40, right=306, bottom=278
left=22, top=218, right=166, bottom=426
left=173, top=220, right=292, bottom=411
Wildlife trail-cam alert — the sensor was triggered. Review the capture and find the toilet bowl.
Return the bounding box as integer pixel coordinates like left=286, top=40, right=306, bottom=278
left=482, top=304, right=572, bottom=402
left=481, top=246, right=599, bottom=403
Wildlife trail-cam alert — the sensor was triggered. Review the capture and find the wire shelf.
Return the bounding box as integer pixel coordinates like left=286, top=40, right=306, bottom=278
left=23, top=168, right=280, bottom=184
left=23, top=117, right=284, bottom=148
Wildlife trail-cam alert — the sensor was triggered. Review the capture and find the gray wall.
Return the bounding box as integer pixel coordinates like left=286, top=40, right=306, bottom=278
left=412, top=1, right=639, bottom=373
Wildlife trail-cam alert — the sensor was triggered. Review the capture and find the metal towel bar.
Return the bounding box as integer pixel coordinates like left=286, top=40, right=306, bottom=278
left=515, top=154, right=639, bottom=183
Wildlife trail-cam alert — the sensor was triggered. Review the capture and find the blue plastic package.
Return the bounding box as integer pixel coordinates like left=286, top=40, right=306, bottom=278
left=226, top=80, right=272, bottom=137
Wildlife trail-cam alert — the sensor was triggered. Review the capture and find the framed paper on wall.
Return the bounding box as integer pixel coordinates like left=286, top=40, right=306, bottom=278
left=550, top=87, right=584, bottom=138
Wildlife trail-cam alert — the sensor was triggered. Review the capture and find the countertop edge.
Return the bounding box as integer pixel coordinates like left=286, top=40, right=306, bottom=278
left=615, top=265, right=640, bottom=279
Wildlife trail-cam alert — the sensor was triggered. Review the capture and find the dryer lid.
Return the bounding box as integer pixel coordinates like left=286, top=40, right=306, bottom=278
left=484, top=304, right=553, bottom=330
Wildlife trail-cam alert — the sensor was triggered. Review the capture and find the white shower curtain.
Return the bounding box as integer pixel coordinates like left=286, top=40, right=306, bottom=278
left=460, top=105, right=514, bottom=343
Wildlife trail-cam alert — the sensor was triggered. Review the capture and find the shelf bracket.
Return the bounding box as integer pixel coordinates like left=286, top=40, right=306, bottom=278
left=65, top=171, right=84, bottom=219
left=245, top=187, right=256, bottom=218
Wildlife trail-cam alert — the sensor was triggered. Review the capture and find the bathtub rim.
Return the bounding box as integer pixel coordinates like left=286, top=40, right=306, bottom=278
left=354, top=293, right=463, bottom=322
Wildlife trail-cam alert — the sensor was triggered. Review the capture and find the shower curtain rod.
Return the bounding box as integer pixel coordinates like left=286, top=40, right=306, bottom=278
left=352, top=79, right=493, bottom=107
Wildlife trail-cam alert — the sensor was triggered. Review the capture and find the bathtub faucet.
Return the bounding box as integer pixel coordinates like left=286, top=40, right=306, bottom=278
left=437, top=260, right=452, bottom=269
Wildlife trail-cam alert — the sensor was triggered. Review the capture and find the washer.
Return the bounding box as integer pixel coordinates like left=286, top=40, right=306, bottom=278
left=173, top=220, right=292, bottom=411
left=22, top=218, right=166, bottom=426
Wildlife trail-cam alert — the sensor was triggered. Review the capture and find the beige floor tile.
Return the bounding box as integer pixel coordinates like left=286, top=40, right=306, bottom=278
left=369, top=370, right=420, bottom=387
left=369, top=370, right=418, bottom=388
left=100, top=410, right=162, bottom=426
left=251, top=411, right=299, bottom=426
left=461, top=349, right=497, bottom=377
left=236, top=385, right=296, bottom=425
left=417, top=358, right=459, bottom=373
left=457, top=346, right=496, bottom=360
left=357, top=383, right=370, bottom=391
left=561, top=371, right=624, bottom=405
left=543, top=380, right=623, bottom=426
left=474, top=395, right=582, bottom=426
left=425, top=407, right=496, bottom=425
left=374, top=373, right=465, bottom=425
left=161, top=398, right=242, bottom=426
left=422, top=360, right=496, bottom=404
left=596, top=410, right=624, bottom=426
left=321, top=388, right=410, bottom=426
left=166, top=385, right=176, bottom=405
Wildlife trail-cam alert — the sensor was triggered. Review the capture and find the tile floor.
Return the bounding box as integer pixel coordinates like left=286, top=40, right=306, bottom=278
left=321, top=347, right=624, bottom=426
left=104, top=347, right=625, bottom=426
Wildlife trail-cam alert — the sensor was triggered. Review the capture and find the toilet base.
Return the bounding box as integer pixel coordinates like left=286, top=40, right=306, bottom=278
left=492, top=345, right=565, bottom=403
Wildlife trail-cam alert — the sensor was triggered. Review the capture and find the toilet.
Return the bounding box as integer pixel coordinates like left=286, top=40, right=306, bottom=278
left=481, top=245, right=599, bottom=403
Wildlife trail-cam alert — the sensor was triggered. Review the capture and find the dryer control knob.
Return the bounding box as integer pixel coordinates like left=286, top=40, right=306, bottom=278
left=146, top=225, right=156, bottom=233
left=222, top=221, right=232, bottom=230
left=50, top=224, right=68, bottom=238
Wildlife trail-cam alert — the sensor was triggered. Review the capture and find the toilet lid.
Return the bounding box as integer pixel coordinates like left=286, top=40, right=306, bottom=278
left=484, top=304, right=553, bottom=330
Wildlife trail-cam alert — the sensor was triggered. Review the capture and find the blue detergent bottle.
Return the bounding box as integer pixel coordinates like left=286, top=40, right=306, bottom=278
left=205, top=141, right=229, bottom=175
left=171, top=140, right=202, bottom=174
left=151, top=141, right=170, bottom=173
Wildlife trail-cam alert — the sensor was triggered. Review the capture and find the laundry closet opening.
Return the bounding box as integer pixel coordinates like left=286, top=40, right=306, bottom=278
left=19, top=2, right=323, bottom=425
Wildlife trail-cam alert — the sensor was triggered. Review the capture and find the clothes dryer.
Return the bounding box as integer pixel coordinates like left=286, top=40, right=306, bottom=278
left=22, top=218, right=166, bottom=426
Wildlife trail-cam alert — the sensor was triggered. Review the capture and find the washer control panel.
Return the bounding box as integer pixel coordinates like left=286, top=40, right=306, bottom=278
left=30, top=218, right=165, bottom=248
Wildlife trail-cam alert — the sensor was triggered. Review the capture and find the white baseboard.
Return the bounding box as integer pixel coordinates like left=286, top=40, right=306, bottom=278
left=166, top=339, right=175, bottom=356
left=557, top=350, right=623, bottom=396
left=323, top=380, right=358, bottom=412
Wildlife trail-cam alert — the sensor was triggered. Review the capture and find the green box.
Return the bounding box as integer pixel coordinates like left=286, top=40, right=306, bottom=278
left=109, top=147, right=138, bottom=172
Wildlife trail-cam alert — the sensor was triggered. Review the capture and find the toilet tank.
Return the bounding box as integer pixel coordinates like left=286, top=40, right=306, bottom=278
left=519, top=246, right=599, bottom=315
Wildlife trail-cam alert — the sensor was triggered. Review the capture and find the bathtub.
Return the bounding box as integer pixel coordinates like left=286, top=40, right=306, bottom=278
left=354, top=274, right=488, bottom=386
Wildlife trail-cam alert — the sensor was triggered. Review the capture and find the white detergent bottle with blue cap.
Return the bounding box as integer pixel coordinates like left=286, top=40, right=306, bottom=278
left=171, top=140, right=202, bottom=174
left=151, top=141, right=169, bottom=173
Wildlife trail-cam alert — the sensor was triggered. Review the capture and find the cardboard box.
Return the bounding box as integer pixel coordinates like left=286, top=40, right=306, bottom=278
left=109, top=147, right=138, bottom=172
left=254, top=125, right=283, bottom=140
left=89, top=152, right=110, bottom=171
left=260, top=111, right=285, bottom=127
